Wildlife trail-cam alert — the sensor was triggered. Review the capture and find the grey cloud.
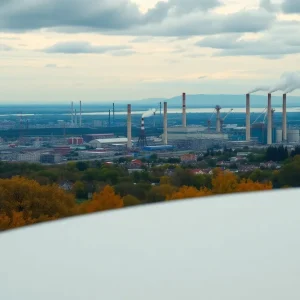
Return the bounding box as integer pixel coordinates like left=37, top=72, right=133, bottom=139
left=198, top=76, right=207, bottom=79
left=0, top=0, right=275, bottom=37
left=130, top=36, right=153, bottom=43
left=145, top=0, right=221, bottom=22
left=282, top=0, right=300, bottom=13
left=260, top=0, right=279, bottom=12
left=42, top=41, right=131, bottom=54
left=131, top=8, right=275, bottom=37
left=0, top=0, right=142, bottom=31
left=196, top=34, right=243, bottom=49
left=196, top=30, right=300, bottom=58
left=221, top=9, right=274, bottom=33
left=0, top=44, right=13, bottom=51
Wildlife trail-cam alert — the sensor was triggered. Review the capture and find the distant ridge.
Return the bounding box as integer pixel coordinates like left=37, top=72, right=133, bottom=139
left=144, top=94, right=300, bottom=108
left=0, top=94, right=299, bottom=111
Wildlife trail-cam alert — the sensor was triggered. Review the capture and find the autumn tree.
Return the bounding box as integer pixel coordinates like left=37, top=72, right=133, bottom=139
left=167, top=186, right=212, bottom=201
left=235, top=179, right=272, bottom=192
left=147, top=184, right=177, bottom=203
left=82, top=185, right=123, bottom=213
left=212, top=169, right=238, bottom=194
left=0, top=176, right=75, bottom=219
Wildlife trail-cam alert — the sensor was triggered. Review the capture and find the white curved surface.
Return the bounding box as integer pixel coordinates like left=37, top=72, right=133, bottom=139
left=1, top=190, right=300, bottom=300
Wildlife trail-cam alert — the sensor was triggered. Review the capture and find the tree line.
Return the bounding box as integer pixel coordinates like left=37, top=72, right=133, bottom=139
left=0, top=168, right=272, bottom=231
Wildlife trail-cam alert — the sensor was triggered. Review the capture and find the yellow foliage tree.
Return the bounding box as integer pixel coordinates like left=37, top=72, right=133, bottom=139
left=0, top=176, right=75, bottom=231
left=83, top=185, right=123, bottom=213
left=212, top=170, right=238, bottom=194
left=0, top=176, right=75, bottom=219
left=0, top=211, right=58, bottom=231
left=236, top=179, right=272, bottom=192
left=167, top=186, right=212, bottom=201
left=0, top=213, right=11, bottom=231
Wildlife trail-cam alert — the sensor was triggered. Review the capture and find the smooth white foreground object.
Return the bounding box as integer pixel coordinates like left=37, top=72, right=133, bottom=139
left=1, top=189, right=300, bottom=300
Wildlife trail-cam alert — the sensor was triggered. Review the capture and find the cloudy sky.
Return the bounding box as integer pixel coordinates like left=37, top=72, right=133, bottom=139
left=0, top=0, right=299, bottom=103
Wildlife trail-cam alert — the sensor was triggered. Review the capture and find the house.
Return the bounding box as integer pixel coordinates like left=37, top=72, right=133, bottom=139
left=191, top=169, right=205, bottom=175
left=130, top=159, right=143, bottom=168
left=59, top=181, right=73, bottom=191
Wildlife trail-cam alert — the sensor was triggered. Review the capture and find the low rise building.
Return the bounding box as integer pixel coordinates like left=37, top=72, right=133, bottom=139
left=89, top=138, right=128, bottom=148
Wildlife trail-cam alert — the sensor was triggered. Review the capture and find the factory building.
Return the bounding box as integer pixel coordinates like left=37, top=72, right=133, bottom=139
left=161, top=126, right=229, bottom=150
left=78, top=150, right=115, bottom=159
left=83, top=133, right=115, bottom=143
left=17, top=151, right=41, bottom=163
left=67, top=137, right=84, bottom=145
left=143, top=145, right=174, bottom=152
left=89, top=138, right=129, bottom=148
left=40, top=153, right=62, bottom=164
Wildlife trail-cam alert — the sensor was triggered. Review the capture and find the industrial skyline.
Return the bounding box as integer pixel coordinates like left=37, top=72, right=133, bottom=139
left=1, top=0, right=300, bottom=102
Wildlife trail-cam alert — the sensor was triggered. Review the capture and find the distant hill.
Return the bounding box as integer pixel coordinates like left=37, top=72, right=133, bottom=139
left=132, top=94, right=300, bottom=108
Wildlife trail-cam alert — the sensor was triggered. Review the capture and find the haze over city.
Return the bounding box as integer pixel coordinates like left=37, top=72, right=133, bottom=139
left=1, top=0, right=300, bottom=103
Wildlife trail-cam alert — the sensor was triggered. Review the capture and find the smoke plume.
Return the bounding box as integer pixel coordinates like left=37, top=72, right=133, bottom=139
left=248, top=86, right=270, bottom=94
left=142, top=109, right=156, bottom=118
left=269, top=72, right=300, bottom=93
left=249, top=71, right=300, bottom=94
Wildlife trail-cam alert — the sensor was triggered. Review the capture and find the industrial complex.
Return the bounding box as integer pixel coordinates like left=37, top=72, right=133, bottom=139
left=0, top=91, right=299, bottom=164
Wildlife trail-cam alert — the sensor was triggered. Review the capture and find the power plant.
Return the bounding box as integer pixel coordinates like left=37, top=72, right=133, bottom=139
left=245, top=92, right=299, bottom=145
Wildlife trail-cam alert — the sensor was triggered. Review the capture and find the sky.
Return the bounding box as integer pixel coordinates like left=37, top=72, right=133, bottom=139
left=0, top=0, right=300, bottom=103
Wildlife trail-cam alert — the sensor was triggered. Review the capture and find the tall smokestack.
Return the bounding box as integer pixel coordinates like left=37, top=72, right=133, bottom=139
left=75, top=109, right=77, bottom=125
left=163, top=102, right=168, bottom=145
left=246, top=94, right=251, bottom=141
left=71, top=101, right=74, bottom=124
left=141, top=117, right=145, bottom=132
left=127, top=104, right=132, bottom=149
left=109, top=110, right=111, bottom=127
left=283, top=94, right=287, bottom=142
left=160, top=102, right=162, bottom=125
left=267, top=93, right=272, bottom=145
left=216, top=105, right=221, bottom=133
left=113, top=103, right=115, bottom=125
left=80, top=101, right=82, bottom=127
left=182, top=93, right=187, bottom=128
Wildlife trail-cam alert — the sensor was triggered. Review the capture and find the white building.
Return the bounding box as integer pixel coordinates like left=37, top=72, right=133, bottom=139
left=89, top=138, right=129, bottom=148
left=17, top=151, right=41, bottom=163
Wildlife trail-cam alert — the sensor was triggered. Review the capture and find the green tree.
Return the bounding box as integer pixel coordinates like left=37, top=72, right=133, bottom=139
left=76, top=161, right=89, bottom=172
left=73, top=181, right=87, bottom=199
left=123, top=195, right=141, bottom=207
left=278, top=156, right=300, bottom=187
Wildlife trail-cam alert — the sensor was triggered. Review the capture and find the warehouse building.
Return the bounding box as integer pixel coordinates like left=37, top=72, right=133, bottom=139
left=89, top=138, right=129, bottom=149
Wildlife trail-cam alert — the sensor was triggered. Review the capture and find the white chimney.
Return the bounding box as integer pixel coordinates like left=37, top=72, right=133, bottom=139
left=216, top=105, right=221, bottom=133
left=127, top=104, right=132, bottom=149
left=267, top=93, right=272, bottom=145
left=71, top=101, right=74, bottom=124
left=80, top=101, right=82, bottom=127
left=182, top=93, right=187, bottom=128
left=246, top=94, right=251, bottom=141
left=163, top=102, right=168, bottom=145
left=282, top=94, right=287, bottom=142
